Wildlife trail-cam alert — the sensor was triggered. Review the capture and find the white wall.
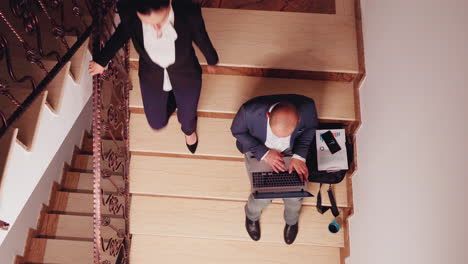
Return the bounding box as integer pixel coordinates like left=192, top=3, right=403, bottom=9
left=0, top=98, right=92, bottom=264
left=349, top=1, right=468, bottom=264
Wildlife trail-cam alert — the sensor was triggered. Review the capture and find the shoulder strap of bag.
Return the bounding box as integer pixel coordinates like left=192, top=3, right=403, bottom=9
left=316, top=184, right=339, bottom=217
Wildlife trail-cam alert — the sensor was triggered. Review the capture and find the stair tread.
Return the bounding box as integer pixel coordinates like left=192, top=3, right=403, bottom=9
left=130, top=195, right=344, bottom=247
left=38, top=213, right=125, bottom=240
left=130, top=155, right=349, bottom=207
left=130, top=8, right=358, bottom=73
left=130, top=114, right=240, bottom=157
left=81, top=135, right=125, bottom=154
left=130, top=72, right=356, bottom=121
left=0, top=88, right=31, bottom=118
left=50, top=191, right=125, bottom=217
left=63, top=171, right=124, bottom=193
left=25, top=238, right=117, bottom=264
left=72, top=153, right=125, bottom=174
left=131, top=234, right=341, bottom=263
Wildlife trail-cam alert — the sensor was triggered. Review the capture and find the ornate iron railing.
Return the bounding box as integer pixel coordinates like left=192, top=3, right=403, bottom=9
left=90, top=0, right=131, bottom=263
left=0, top=1, right=131, bottom=262
left=0, top=0, right=92, bottom=135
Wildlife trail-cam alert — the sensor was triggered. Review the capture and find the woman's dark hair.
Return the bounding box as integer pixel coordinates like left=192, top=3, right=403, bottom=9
left=135, top=0, right=170, bottom=15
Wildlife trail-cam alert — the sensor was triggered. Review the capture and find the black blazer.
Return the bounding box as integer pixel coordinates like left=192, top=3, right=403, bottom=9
left=231, top=94, right=319, bottom=161
left=93, top=0, right=219, bottom=77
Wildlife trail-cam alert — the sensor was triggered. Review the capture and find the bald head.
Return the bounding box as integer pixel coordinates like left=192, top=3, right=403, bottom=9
left=268, top=102, right=300, bottom=137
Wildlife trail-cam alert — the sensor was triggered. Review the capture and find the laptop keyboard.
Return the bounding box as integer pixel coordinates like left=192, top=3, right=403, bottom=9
left=252, top=171, right=304, bottom=188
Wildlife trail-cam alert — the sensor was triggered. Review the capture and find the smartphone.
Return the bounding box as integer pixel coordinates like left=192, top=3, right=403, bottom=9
left=321, top=131, right=342, bottom=154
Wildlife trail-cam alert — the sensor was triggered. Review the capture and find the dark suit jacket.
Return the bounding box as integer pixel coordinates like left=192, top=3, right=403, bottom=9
left=231, top=94, right=319, bottom=161
left=93, top=0, right=218, bottom=78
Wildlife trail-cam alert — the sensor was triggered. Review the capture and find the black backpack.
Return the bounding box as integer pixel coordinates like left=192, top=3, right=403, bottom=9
left=306, top=129, right=354, bottom=217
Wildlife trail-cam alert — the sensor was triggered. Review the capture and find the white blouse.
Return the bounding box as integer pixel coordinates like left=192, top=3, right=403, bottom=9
left=142, top=7, right=177, bottom=92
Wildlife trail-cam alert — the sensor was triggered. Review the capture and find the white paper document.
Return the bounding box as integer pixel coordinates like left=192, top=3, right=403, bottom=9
left=316, top=129, right=349, bottom=171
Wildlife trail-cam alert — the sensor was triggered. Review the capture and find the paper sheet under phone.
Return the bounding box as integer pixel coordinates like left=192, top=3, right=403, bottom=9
left=316, top=129, right=349, bottom=171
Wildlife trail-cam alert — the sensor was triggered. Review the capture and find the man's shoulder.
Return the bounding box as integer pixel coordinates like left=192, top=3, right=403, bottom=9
left=241, top=96, right=272, bottom=111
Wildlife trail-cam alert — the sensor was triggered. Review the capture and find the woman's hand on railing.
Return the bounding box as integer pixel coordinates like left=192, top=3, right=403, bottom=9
left=88, top=61, right=105, bottom=76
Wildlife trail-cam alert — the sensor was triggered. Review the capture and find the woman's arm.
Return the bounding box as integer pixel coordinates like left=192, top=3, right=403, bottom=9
left=191, top=5, right=219, bottom=66
left=93, top=19, right=134, bottom=68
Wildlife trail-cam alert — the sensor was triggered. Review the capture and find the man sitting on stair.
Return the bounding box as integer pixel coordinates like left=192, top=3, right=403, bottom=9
left=230, top=94, right=318, bottom=244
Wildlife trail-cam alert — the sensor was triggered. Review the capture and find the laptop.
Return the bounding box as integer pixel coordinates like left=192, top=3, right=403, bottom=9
left=247, top=155, right=314, bottom=199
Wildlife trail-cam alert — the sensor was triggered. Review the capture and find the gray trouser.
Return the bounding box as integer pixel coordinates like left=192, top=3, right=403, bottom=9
left=244, top=152, right=303, bottom=225
left=245, top=195, right=303, bottom=225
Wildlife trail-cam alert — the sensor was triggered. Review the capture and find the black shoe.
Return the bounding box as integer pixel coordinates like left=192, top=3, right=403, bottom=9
left=185, top=133, right=198, bottom=154
left=284, top=223, right=299, bottom=245
left=245, top=217, right=261, bottom=241
left=186, top=141, right=198, bottom=154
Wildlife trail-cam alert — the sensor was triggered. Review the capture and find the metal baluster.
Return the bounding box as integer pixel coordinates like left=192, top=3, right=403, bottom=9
left=71, top=0, right=88, bottom=28
left=9, top=1, right=61, bottom=61
left=56, top=0, right=81, bottom=36
left=0, top=80, right=22, bottom=108
left=83, top=0, right=93, bottom=19
left=0, top=33, right=37, bottom=90
left=92, top=0, right=104, bottom=262
left=35, top=0, right=69, bottom=49
left=0, top=111, right=7, bottom=129
left=123, top=38, right=132, bottom=263
left=91, top=1, right=131, bottom=262
left=0, top=9, right=47, bottom=73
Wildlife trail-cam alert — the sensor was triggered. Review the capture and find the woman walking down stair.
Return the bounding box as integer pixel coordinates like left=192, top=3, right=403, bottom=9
left=88, top=0, right=219, bottom=154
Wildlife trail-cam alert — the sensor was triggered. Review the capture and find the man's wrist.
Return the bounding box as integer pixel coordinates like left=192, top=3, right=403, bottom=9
left=261, top=150, right=270, bottom=161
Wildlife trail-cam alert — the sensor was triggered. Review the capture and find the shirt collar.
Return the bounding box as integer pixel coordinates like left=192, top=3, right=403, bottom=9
left=268, top=102, right=280, bottom=113
left=267, top=102, right=279, bottom=130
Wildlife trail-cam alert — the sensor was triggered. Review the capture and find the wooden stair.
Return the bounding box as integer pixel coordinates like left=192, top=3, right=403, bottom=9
left=131, top=235, right=341, bottom=264
left=130, top=73, right=357, bottom=121
left=0, top=1, right=104, bottom=264
left=38, top=214, right=125, bottom=240
left=128, top=2, right=361, bottom=263
left=130, top=8, right=359, bottom=73
left=25, top=239, right=116, bottom=264
left=130, top=196, right=343, bottom=247
left=0, top=0, right=92, bottom=164
left=15, top=1, right=363, bottom=263
left=21, top=133, right=125, bottom=263
left=129, top=155, right=350, bottom=207
left=0, top=0, right=94, bottom=245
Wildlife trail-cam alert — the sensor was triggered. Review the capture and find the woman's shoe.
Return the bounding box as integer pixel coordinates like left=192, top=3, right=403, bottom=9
left=186, top=141, right=198, bottom=154
left=185, top=132, right=198, bottom=154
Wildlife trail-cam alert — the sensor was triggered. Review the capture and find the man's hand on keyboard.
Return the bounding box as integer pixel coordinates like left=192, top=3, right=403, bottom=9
left=264, top=150, right=286, bottom=173
left=289, top=158, right=309, bottom=182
